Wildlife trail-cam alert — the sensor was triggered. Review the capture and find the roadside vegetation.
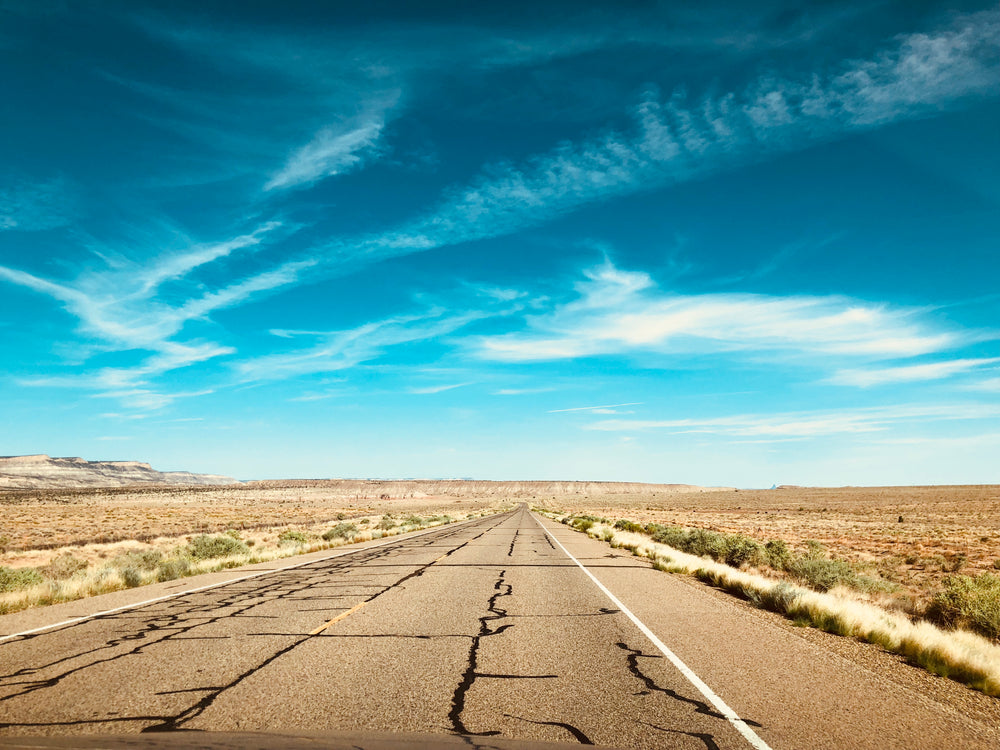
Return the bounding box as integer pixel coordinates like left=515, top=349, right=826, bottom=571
left=551, top=512, right=1000, bottom=697
left=0, top=512, right=473, bottom=616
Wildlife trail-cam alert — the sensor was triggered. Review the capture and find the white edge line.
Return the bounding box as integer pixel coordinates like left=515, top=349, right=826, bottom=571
left=0, top=514, right=496, bottom=644
left=534, top=514, right=773, bottom=750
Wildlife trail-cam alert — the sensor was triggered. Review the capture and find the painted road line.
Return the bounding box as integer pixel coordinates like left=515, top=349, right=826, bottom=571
left=535, top=515, right=773, bottom=750
left=0, top=514, right=501, bottom=645
left=309, top=600, right=368, bottom=635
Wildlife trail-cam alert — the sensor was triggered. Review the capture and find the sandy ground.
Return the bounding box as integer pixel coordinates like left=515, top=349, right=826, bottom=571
left=538, top=484, right=1000, bottom=607
left=3, top=482, right=998, bottom=611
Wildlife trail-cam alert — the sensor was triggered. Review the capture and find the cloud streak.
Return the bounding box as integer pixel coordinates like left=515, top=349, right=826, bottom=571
left=585, top=403, right=1000, bottom=439
left=348, top=10, right=999, bottom=264
left=264, top=101, right=396, bottom=191
left=828, top=358, right=1000, bottom=387
left=471, top=261, right=971, bottom=365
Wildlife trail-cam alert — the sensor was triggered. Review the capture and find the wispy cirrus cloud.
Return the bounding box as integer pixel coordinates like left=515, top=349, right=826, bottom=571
left=0, top=175, right=77, bottom=232
left=264, top=98, right=397, bottom=191
left=471, top=260, right=970, bottom=365
left=356, top=11, right=999, bottom=261
left=0, top=220, right=309, bottom=409
left=548, top=402, right=643, bottom=414
left=234, top=308, right=488, bottom=383
left=408, top=382, right=473, bottom=395
left=827, top=358, right=1000, bottom=387
left=585, top=403, right=1000, bottom=439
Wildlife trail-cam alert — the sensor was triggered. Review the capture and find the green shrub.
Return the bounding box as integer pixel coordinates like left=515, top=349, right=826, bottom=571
left=614, top=519, right=644, bottom=533
left=378, top=515, right=396, bottom=530
left=765, top=540, right=793, bottom=570
left=788, top=556, right=858, bottom=592
left=186, top=534, right=249, bottom=560
left=42, top=553, right=89, bottom=580
left=402, top=515, right=423, bottom=526
left=121, top=567, right=143, bottom=588
left=156, top=558, right=190, bottom=582
left=722, top=535, right=766, bottom=568
left=927, top=573, right=1000, bottom=640
left=322, top=522, right=358, bottom=541
left=112, top=550, right=163, bottom=571
left=0, top=566, right=44, bottom=592
left=278, top=529, right=308, bottom=545
left=573, top=518, right=595, bottom=532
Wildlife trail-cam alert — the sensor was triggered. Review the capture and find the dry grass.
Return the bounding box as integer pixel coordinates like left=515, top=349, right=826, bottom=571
left=0, top=510, right=503, bottom=616
left=534, top=485, right=1000, bottom=616
left=550, top=514, right=1000, bottom=697
left=0, top=479, right=708, bottom=553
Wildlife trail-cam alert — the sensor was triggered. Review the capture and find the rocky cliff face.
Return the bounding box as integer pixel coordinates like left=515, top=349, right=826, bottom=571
left=0, top=454, right=239, bottom=489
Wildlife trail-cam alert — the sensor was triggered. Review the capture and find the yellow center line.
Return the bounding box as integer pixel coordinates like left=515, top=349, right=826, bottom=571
left=310, top=549, right=452, bottom=635
left=309, top=600, right=368, bottom=636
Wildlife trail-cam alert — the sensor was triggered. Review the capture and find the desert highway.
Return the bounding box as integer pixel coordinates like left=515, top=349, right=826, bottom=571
left=0, top=506, right=997, bottom=749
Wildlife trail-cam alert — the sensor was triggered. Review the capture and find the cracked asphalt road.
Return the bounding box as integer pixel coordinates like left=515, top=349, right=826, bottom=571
left=1, top=506, right=998, bottom=749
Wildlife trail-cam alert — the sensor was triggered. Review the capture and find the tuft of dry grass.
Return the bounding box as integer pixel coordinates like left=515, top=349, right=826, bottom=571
left=0, top=510, right=501, bottom=616
left=553, top=515, right=1000, bottom=697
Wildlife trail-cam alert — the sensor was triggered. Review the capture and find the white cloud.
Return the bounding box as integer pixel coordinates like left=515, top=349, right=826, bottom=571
left=966, top=377, right=1000, bottom=392
left=0, top=221, right=305, bottom=410
left=586, top=403, right=1000, bottom=438
left=493, top=387, right=558, bottom=395
left=264, top=107, right=392, bottom=191
left=408, top=382, right=473, bottom=395
left=352, top=11, right=1000, bottom=262
left=472, top=260, right=969, bottom=364
left=0, top=175, right=76, bottom=232
left=828, top=358, right=1000, bottom=387
left=548, top=402, right=643, bottom=413
left=235, top=308, right=486, bottom=383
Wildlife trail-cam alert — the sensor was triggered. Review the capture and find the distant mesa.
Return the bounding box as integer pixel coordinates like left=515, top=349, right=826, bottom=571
left=0, top=454, right=240, bottom=490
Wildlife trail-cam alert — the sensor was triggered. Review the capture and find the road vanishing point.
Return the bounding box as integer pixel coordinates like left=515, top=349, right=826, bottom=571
left=1, top=506, right=998, bottom=749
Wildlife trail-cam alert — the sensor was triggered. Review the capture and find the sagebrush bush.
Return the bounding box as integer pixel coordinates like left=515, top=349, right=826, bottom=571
left=278, top=529, right=308, bottom=545
left=322, top=522, right=358, bottom=541
left=787, top=556, right=858, bottom=592
left=402, top=515, right=423, bottom=526
left=0, top=566, right=43, bottom=592
left=112, top=550, right=163, bottom=571
left=186, top=534, right=249, bottom=560
left=42, top=553, right=89, bottom=580
left=614, top=519, right=644, bottom=533
left=573, top=518, right=596, bottom=532
left=927, top=574, right=1000, bottom=640
left=121, top=567, right=144, bottom=588
left=765, top=539, right=793, bottom=570
left=156, top=558, right=190, bottom=582
left=378, top=515, right=396, bottom=530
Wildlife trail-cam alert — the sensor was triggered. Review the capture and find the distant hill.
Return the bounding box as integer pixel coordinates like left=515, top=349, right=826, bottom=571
left=0, top=454, right=239, bottom=490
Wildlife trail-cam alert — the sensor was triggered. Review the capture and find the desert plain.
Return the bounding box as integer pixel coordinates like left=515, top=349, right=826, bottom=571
left=2, top=480, right=998, bottom=613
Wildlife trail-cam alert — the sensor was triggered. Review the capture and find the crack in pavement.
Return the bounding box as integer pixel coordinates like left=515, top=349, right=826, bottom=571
left=448, top=569, right=514, bottom=736
left=504, top=713, right=594, bottom=745
left=0, top=513, right=514, bottom=732
left=639, top=719, right=722, bottom=750
left=616, top=640, right=763, bottom=738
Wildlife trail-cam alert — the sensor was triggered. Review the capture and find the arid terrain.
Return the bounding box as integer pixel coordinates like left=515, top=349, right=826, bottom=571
left=3, top=479, right=998, bottom=626
left=537, top=484, right=1000, bottom=612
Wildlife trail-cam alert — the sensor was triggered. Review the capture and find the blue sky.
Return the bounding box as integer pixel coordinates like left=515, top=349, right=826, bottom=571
left=1, top=1, right=998, bottom=486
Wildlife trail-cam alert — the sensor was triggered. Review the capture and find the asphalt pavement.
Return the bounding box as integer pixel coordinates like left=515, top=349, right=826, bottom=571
left=1, top=506, right=998, bottom=749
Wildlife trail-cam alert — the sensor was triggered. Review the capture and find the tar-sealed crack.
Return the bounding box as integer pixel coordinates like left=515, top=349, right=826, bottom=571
left=504, top=714, right=593, bottom=745
left=616, top=640, right=762, bottom=743
left=0, top=512, right=513, bottom=732
left=448, top=569, right=514, bottom=736
left=639, top=719, right=721, bottom=750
